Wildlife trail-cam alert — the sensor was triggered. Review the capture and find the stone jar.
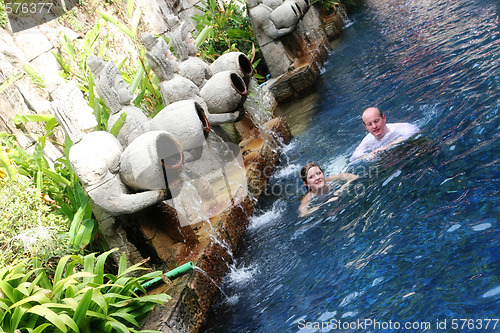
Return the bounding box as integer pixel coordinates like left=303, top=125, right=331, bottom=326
left=200, top=71, right=248, bottom=115
left=210, top=52, right=254, bottom=85
left=119, top=130, right=184, bottom=194
left=287, top=0, right=309, bottom=16
left=158, top=74, right=201, bottom=106
left=179, top=57, right=213, bottom=88
left=149, top=100, right=210, bottom=161
left=270, top=2, right=302, bottom=29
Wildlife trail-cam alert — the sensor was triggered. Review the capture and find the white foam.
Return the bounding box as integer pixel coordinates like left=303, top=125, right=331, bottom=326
left=471, top=223, right=492, bottom=231
left=340, top=291, right=362, bottom=307
left=325, top=155, right=349, bottom=175
left=382, top=170, right=402, bottom=187
left=447, top=224, right=461, bottom=232
left=274, top=163, right=300, bottom=179
left=341, top=311, right=358, bottom=318
left=372, top=277, right=385, bottom=286
left=249, top=200, right=285, bottom=230
left=227, top=264, right=258, bottom=286
left=482, top=286, right=500, bottom=298
left=317, top=311, right=337, bottom=322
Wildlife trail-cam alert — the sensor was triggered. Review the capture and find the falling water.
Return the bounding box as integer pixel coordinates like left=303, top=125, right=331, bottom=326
left=204, top=130, right=248, bottom=205
left=244, top=79, right=274, bottom=133
left=194, top=266, right=230, bottom=300
left=204, top=0, right=500, bottom=331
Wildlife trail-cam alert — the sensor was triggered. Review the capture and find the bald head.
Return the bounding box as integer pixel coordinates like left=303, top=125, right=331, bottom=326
left=362, top=107, right=388, bottom=140
left=362, top=107, right=383, bottom=124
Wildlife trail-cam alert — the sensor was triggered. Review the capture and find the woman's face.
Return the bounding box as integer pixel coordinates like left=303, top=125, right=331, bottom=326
left=305, top=166, right=326, bottom=193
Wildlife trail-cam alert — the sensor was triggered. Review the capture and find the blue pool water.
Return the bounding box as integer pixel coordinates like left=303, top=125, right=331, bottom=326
left=204, top=0, right=499, bottom=331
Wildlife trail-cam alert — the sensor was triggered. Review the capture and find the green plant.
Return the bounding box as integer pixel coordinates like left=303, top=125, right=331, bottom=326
left=0, top=176, right=71, bottom=267
left=0, top=130, right=98, bottom=253
left=0, top=249, right=169, bottom=332
left=192, top=0, right=259, bottom=63
left=0, top=1, right=9, bottom=28
left=311, top=0, right=357, bottom=13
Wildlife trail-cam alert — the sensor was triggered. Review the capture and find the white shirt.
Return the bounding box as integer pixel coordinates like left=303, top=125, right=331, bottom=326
left=349, top=123, right=420, bottom=163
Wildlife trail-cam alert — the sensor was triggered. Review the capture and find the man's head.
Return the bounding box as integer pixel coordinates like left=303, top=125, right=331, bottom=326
left=362, top=107, right=388, bottom=140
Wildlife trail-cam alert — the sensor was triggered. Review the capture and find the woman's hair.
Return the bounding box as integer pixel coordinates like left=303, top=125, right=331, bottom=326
left=300, top=162, right=323, bottom=185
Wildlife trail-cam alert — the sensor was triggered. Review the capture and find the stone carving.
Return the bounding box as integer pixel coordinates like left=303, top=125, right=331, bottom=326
left=142, top=33, right=205, bottom=109
left=247, top=0, right=309, bottom=77
left=142, top=34, right=247, bottom=129
left=88, top=56, right=150, bottom=148
left=52, top=81, right=177, bottom=215
left=167, top=15, right=212, bottom=89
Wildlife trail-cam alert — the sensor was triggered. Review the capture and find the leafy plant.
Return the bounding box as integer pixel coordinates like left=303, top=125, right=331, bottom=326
left=0, top=131, right=98, bottom=253
left=0, top=249, right=169, bottom=332
left=0, top=1, right=8, bottom=28
left=192, top=0, right=259, bottom=63
left=0, top=176, right=71, bottom=267
left=311, top=0, right=357, bottom=14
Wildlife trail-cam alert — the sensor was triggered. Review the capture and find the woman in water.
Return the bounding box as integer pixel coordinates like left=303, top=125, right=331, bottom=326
left=298, top=163, right=359, bottom=217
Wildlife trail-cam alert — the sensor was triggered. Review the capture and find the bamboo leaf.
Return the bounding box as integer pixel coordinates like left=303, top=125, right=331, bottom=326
left=105, top=318, right=130, bottom=333
left=129, top=66, right=144, bottom=95
left=109, top=112, right=127, bottom=138
left=196, top=25, right=212, bottom=47
left=11, top=306, right=27, bottom=331
left=41, top=167, right=71, bottom=186
left=27, top=305, right=68, bottom=332
left=59, top=313, right=80, bottom=333
left=110, top=311, right=139, bottom=327
left=69, top=205, right=86, bottom=245
left=74, top=218, right=95, bottom=249
left=94, top=249, right=117, bottom=285
left=83, top=253, right=96, bottom=283
left=10, top=293, right=51, bottom=309
left=23, top=64, right=46, bottom=89
left=117, top=252, right=128, bottom=277
left=31, top=323, right=52, bottom=333
left=14, top=114, right=55, bottom=126
left=126, top=0, right=134, bottom=18
left=73, top=288, right=92, bottom=328
left=101, top=12, right=134, bottom=39
left=131, top=7, right=142, bottom=37
left=0, top=72, right=23, bottom=95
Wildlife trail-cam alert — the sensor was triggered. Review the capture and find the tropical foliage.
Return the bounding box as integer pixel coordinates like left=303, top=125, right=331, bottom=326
left=192, top=0, right=265, bottom=80
left=0, top=249, right=169, bottom=332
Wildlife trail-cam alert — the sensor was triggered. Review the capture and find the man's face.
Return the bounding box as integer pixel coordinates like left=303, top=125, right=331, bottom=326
left=363, top=108, right=387, bottom=140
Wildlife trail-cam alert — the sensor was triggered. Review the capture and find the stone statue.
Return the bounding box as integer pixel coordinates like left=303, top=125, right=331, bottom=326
left=52, top=81, right=173, bottom=215
left=142, top=33, right=206, bottom=109
left=142, top=33, right=246, bottom=130
left=88, top=56, right=150, bottom=149
left=247, top=0, right=307, bottom=77
left=167, top=15, right=212, bottom=89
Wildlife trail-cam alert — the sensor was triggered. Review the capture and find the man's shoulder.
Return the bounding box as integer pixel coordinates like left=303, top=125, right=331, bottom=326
left=388, top=122, right=420, bottom=131
left=388, top=122, right=420, bottom=137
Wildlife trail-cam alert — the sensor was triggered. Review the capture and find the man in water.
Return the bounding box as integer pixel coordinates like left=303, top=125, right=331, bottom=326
left=349, top=107, right=420, bottom=162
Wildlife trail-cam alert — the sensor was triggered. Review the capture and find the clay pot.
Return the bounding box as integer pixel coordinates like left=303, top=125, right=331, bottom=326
left=179, top=57, right=213, bottom=88
left=200, top=71, right=248, bottom=114
left=158, top=74, right=200, bottom=106
left=210, top=52, right=253, bottom=84
left=150, top=100, right=210, bottom=152
left=270, top=2, right=302, bottom=29
left=287, top=0, right=309, bottom=16
left=120, top=130, right=183, bottom=192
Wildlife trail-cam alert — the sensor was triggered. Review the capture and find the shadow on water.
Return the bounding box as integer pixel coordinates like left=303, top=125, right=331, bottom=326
left=203, top=0, right=499, bottom=331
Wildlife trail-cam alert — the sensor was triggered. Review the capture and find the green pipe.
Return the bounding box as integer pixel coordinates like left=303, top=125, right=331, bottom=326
left=139, top=261, right=195, bottom=291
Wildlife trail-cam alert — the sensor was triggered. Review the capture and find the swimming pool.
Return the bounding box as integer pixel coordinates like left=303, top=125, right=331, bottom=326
left=203, top=0, right=499, bottom=331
